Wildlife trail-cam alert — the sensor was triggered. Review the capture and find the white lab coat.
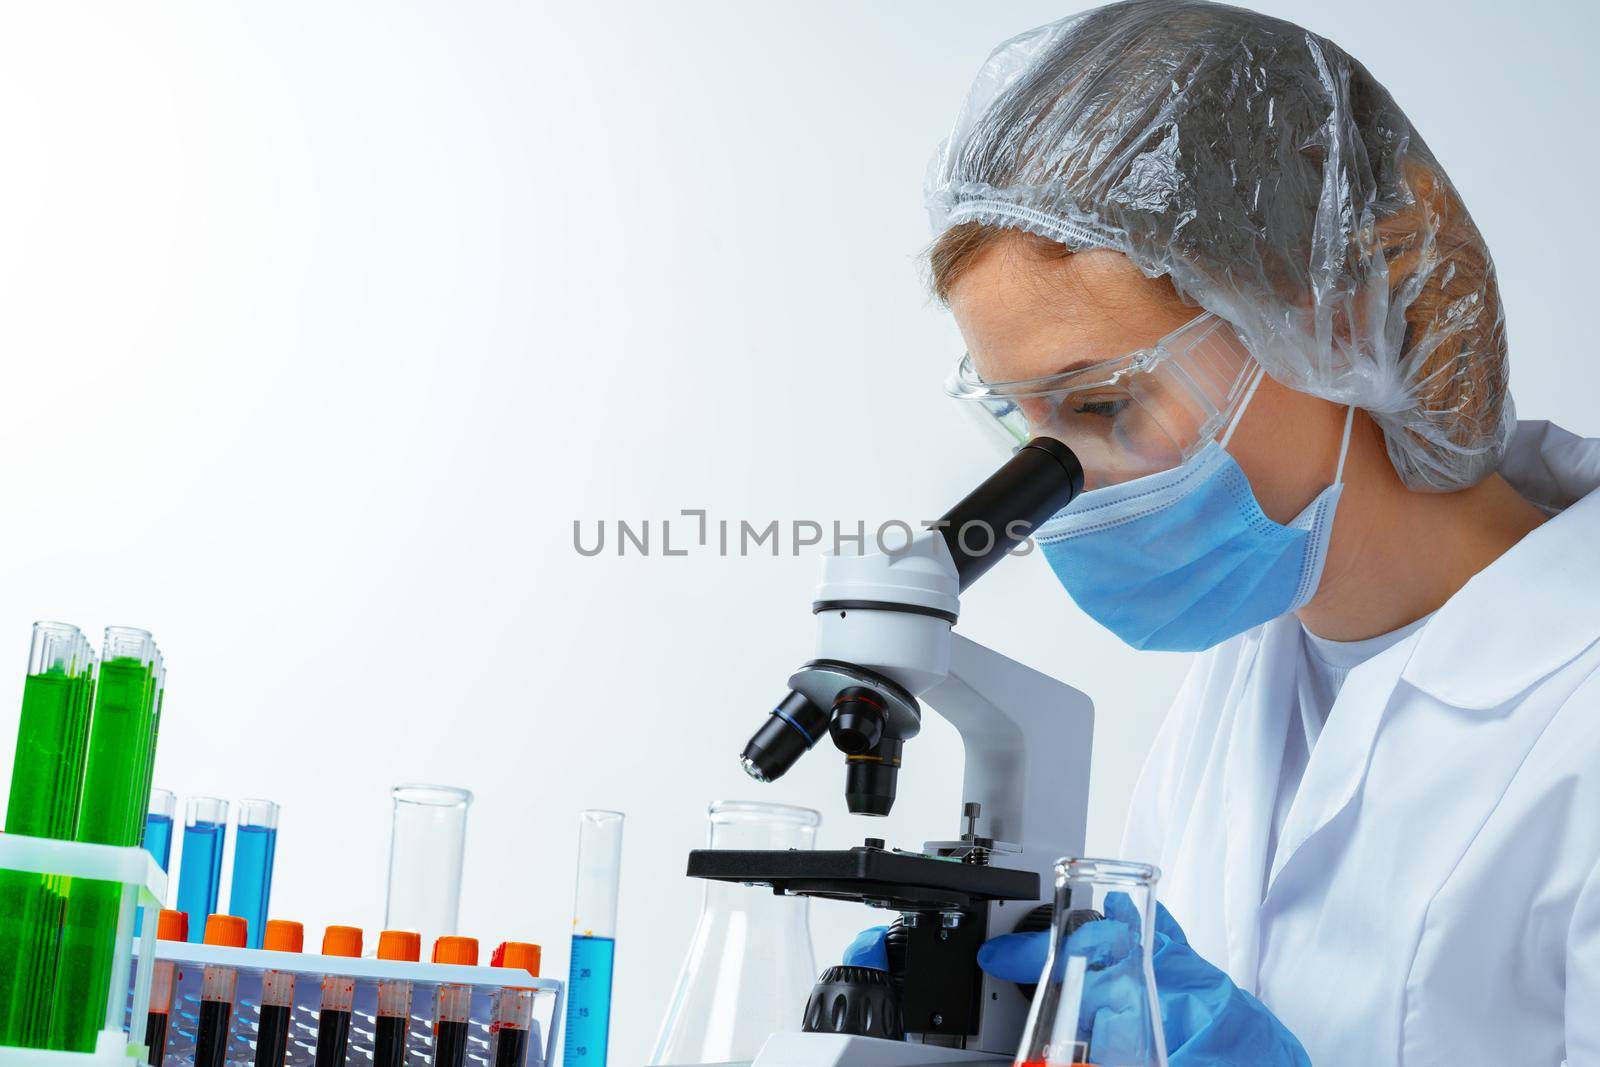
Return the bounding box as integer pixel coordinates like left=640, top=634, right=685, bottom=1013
left=1121, top=420, right=1600, bottom=1067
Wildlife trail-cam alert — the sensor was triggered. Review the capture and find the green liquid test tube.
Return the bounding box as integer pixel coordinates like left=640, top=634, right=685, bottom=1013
left=0, top=623, right=97, bottom=1049
left=47, top=627, right=162, bottom=1052
left=5, top=623, right=97, bottom=839
left=125, top=660, right=164, bottom=855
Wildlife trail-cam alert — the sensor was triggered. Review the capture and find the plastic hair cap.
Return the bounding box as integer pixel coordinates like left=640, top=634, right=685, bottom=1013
left=156, top=909, right=189, bottom=943
left=263, top=919, right=305, bottom=953
left=378, top=930, right=423, bottom=962
left=491, top=940, right=542, bottom=978
left=432, top=935, right=480, bottom=966
left=926, top=0, right=1514, bottom=491
left=203, top=914, right=249, bottom=949
left=322, top=925, right=364, bottom=958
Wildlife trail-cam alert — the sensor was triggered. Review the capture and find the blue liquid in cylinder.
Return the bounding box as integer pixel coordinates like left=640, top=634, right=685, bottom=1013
left=563, top=935, right=616, bottom=1067
left=176, top=819, right=227, bottom=942
left=227, top=824, right=276, bottom=949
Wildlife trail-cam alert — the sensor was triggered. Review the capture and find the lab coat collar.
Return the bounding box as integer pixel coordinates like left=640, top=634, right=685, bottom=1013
left=1400, top=421, right=1600, bottom=711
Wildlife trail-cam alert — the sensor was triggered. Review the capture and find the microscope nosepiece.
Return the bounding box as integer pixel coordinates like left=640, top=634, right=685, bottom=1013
left=740, top=690, right=829, bottom=783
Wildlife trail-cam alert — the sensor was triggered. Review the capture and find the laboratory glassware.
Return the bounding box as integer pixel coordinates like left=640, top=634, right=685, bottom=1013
left=0, top=829, right=166, bottom=1060
left=76, top=628, right=159, bottom=846
left=490, top=941, right=543, bottom=1067
left=1016, top=858, right=1167, bottom=1067
left=374, top=929, right=422, bottom=1067
left=651, top=801, right=821, bottom=1064
left=315, top=925, right=363, bottom=1067
left=134, top=787, right=176, bottom=939
left=5, top=622, right=96, bottom=839
left=145, top=909, right=188, bottom=1066
left=196, top=915, right=248, bottom=1067
left=563, top=809, right=624, bottom=1067
left=255, top=919, right=304, bottom=1067
left=143, top=788, right=176, bottom=871
left=229, top=798, right=279, bottom=948
left=131, top=661, right=166, bottom=857
left=0, top=622, right=95, bottom=1048
left=145, top=931, right=563, bottom=1067
left=384, top=784, right=473, bottom=946
left=49, top=625, right=163, bottom=1052
left=177, top=796, right=229, bottom=942
left=431, top=936, right=479, bottom=1067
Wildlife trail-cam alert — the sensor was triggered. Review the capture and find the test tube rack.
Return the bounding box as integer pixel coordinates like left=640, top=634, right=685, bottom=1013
left=135, top=942, right=563, bottom=1067
left=0, top=833, right=167, bottom=1066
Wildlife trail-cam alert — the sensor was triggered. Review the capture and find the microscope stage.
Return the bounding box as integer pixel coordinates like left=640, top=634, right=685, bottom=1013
left=686, top=843, right=1039, bottom=912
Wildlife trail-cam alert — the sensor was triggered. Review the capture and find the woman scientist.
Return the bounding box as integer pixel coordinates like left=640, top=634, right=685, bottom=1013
left=922, top=1, right=1600, bottom=1063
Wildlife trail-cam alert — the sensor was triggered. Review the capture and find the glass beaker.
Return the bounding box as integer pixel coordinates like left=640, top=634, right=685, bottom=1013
left=650, top=800, right=821, bottom=1065
left=1017, top=858, right=1167, bottom=1067
left=384, top=784, right=473, bottom=946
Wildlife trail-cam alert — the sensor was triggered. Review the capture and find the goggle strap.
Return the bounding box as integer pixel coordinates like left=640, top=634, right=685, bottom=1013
left=1219, top=365, right=1268, bottom=449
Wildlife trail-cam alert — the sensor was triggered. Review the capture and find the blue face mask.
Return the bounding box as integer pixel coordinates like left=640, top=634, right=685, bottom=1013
left=1038, top=379, right=1354, bottom=653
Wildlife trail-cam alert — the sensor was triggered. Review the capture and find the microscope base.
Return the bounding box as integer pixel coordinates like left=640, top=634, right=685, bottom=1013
left=750, top=1033, right=1008, bottom=1067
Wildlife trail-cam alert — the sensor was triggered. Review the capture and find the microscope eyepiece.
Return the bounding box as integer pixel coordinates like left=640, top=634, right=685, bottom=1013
left=938, top=437, right=1084, bottom=590
left=739, top=690, right=829, bottom=783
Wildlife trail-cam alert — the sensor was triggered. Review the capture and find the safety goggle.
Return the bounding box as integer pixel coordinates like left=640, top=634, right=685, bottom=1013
left=943, top=312, right=1258, bottom=489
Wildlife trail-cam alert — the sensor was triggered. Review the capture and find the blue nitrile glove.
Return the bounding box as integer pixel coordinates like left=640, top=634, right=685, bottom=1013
left=843, top=924, right=891, bottom=971
left=977, top=896, right=1311, bottom=1067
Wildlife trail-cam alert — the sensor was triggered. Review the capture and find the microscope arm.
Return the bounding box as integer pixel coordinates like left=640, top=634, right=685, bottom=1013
left=924, top=633, right=1093, bottom=882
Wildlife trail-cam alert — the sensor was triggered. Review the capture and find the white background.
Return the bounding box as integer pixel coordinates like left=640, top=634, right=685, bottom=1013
left=2, top=2, right=1597, bottom=1063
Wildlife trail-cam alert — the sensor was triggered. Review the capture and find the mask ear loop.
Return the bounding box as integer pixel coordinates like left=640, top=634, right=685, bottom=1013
left=1219, top=368, right=1358, bottom=486
left=1333, top=404, right=1357, bottom=485
left=1219, top=364, right=1268, bottom=450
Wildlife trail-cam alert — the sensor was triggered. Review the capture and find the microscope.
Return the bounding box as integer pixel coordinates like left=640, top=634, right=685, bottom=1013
left=687, top=438, right=1096, bottom=1065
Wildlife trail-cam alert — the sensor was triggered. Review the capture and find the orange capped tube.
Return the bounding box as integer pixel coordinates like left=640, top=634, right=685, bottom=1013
left=489, top=941, right=543, bottom=1067
left=254, top=920, right=303, bottom=1067
left=315, top=926, right=363, bottom=1067
left=374, top=930, right=422, bottom=1067
left=143, top=910, right=188, bottom=1066
left=432, top=937, right=479, bottom=1067
left=196, top=916, right=247, bottom=1067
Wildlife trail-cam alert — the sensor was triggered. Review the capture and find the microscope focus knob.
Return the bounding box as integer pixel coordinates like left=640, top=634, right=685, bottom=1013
left=801, top=965, right=905, bottom=1040
left=829, top=687, right=886, bottom=754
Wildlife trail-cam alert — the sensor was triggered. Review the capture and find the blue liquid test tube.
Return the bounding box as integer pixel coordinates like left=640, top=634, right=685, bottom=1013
left=177, top=796, right=229, bottom=942
left=135, top=788, right=176, bottom=937
left=563, top=810, right=624, bottom=1067
left=228, top=799, right=279, bottom=949
left=143, top=788, right=176, bottom=871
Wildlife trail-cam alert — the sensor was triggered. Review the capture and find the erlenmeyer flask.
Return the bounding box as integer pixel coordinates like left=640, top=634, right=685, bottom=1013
left=1017, top=858, right=1167, bottom=1067
left=650, top=800, right=821, bottom=1064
